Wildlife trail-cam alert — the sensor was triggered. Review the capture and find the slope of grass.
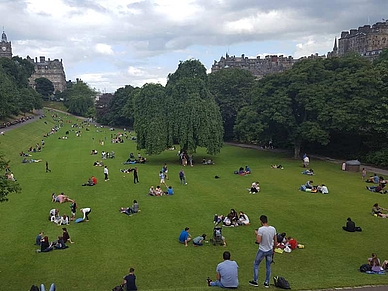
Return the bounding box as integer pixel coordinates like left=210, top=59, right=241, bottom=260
left=0, top=109, right=387, bottom=290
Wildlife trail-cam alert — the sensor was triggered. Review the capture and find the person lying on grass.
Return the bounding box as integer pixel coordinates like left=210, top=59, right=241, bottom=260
left=52, top=193, right=74, bottom=203
left=302, top=168, right=314, bottom=175
left=271, top=164, right=284, bottom=169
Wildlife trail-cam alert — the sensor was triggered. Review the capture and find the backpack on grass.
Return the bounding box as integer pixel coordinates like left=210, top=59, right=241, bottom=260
left=273, top=276, right=291, bottom=289
left=112, top=285, right=124, bottom=291
left=29, top=286, right=39, bottom=291
left=359, top=263, right=372, bottom=272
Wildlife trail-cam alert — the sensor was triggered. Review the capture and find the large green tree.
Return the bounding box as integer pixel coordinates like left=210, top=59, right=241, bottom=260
left=35, top=77, right=54, bottom=100
left=209, top=68, right=255, bottom=140
left=65, top=80, right=96, bottom=117
left=0, top=154, right=21, bottom=202
left=166, top=60, right=224, bottom=154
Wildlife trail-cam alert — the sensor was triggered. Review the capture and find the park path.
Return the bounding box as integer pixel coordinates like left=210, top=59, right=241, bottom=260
left=226, top=142, right=388, bottom=177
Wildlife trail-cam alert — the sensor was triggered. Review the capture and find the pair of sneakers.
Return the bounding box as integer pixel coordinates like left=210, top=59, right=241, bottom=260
left=249, top=280, right=269, bottom=288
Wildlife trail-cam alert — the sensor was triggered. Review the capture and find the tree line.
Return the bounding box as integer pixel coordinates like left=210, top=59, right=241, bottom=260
left=97, top=53, right=388, bottom=165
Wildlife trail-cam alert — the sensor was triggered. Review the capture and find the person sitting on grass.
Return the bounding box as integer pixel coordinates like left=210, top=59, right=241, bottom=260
left=302, top=169, right=314, bottom=175
left=342, top=217, right=362, bottom=232
left=245, top=165, right=251, bottom=174
left=317, top=184, right=329, bottom=194
left=238, top=211, right=250, bottom=225
left=35, top=231, right=44, bottom=246
left=372, top=203, right=388, bottom=218
left=248, top=182, right=260, bottom=193
left=366, top=173, right=379, bottom=184
left=82, top=177, right=95, bottom=186
left=193, top=234, right=207, bottom=246
left=165, top=186, right=174, bottom=195
left=148, top=186, right=156, bottom=196
left=62, top=227, right=74, bottom=244
left=120, top=200, right=140, bottom=216
left=368, top=253, right=383, bottom=272
left=179, top=227, right=192, bottom=247
left=36, top=236, right=54, bottom=253
left=53, top=236, right=68, bottom=250
left=154, top=186, right=163, bottom=196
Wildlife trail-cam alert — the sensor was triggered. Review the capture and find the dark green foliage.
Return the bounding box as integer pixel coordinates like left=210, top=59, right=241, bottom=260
left=64, top=80, right=96, bottom=116
left=35, top=77, right=54, bottom=100
left=0, top=153, right=21, bottom=202
left=209, top=68, right=255, bottom=140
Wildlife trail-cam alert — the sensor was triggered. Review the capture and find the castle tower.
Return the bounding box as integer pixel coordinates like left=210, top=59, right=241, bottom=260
left=0, top=30, right=12, bottom=59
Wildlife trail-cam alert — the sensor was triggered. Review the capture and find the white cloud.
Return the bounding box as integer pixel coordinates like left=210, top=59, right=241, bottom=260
left=2, top=0, right=387, bottom=92
left=95, top=43, right=114, bottom=55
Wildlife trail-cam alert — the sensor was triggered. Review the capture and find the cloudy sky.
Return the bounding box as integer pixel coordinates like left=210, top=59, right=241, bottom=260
left=1, top=0, right=387, bottom=92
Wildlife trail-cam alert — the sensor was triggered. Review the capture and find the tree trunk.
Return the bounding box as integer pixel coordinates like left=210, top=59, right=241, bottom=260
left=294, top=141, right=301, bottom=159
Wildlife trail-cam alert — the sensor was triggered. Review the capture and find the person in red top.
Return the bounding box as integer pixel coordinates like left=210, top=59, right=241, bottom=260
left=287, top=236, right=298, bottom=250
left=92, top=176, right=97, bottom=185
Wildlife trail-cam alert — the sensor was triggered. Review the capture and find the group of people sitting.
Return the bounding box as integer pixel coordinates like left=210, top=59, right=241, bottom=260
left=48, top=208, right=70, bottom=226
left=35, top=228, right=74, bottom=253
left=299, top=180, right=329, bottom=194
left=82, top=176, right=97, bottom=186
left=234, top=166, right=251, bottom=175
left=148, top=185, right=174, bottom=196
left=247, top=181, right=260, bottom=194
left=364, top=253, right=388, bottom=273
left=202, top=158, right=214, bottom=165
left=119, top=200, right=140, bottom=216
left=365, top=175, right=387, bottom=194
left=4, top=172, right=16, bottom=181
left=123, top=157, right=147, bottom=164
left=213, top=209, right=250, bottom=227
left=51, top=193, right=74, bottom=203
left=275, top=232, right=301, bottom=252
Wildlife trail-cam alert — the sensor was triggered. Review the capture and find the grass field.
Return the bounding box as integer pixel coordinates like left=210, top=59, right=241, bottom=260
left=0, top=109, right=387, bottom=291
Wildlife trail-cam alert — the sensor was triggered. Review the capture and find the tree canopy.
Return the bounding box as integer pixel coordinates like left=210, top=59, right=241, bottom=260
left=64, top=80, right=96, bottom=117
left=0, top=154, right=21, bottom=202
left=35, top=77, right=54, bottom=100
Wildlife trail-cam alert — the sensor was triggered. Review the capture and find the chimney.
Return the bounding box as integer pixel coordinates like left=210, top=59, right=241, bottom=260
left=40, top=56, right=45, bottom=62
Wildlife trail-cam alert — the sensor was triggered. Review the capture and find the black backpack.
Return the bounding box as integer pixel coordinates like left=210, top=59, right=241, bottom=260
left=273, top=276, right=291, bottom=289
left=359, top=263, right=372, bottom=272
left=29, top=286, right=39, bottom=291
left=112, top=285, right=124, bottom=291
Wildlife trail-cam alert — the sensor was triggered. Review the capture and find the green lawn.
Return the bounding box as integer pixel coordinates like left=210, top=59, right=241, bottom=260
left=0, top=109, right=387, bottom=290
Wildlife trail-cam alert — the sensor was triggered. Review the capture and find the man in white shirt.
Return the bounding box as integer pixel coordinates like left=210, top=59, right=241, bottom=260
left=249, top=215, right=277, bottom=288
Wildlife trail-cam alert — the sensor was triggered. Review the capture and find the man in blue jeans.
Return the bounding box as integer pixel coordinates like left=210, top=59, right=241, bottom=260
left=249, top=215, right=277, bottom=288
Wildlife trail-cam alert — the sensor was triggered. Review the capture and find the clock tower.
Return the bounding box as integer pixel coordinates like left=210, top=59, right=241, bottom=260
left=0, top=30, right=12, bottom=59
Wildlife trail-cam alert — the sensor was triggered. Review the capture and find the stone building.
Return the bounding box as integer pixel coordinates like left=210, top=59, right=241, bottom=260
left=329, top=20, right=388, bottom=58
left=0, top=30, right=12, bottom=59
left=211, top=53, right=323, bottom=78
left=27, top=56, right=67, bottom=92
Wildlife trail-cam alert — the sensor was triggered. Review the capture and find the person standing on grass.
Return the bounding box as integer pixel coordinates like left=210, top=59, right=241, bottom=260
left=70, top=200, right=77, bottom=221
left=179, top=169, right=187, bottom=185
left=45, top=161, right=51, bottom=172
left=80, top=207, right=91, bottom=221
left=207, top=251, right=239, bottom=288
left=133, top=167, right=139, bottom=184
left=249, top=215, right=277, bottom=288
left=122, top=267, right=137, bottom=291
left=104, top=165, right=109, bottom=181
left=159, top=170, right=167, bottom=188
